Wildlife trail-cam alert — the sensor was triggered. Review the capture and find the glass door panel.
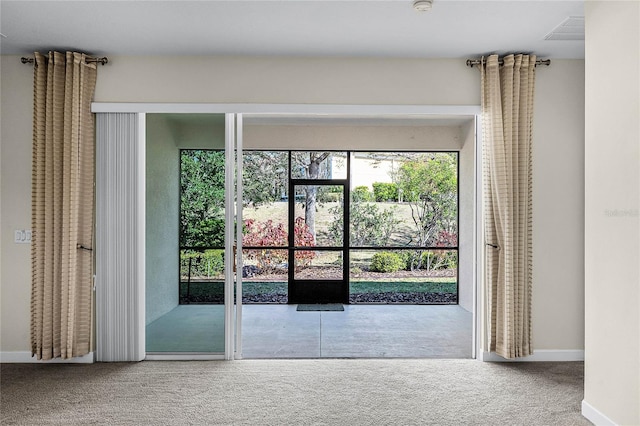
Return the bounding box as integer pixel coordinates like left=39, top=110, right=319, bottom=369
left=292, top=184, right=344, bottom=247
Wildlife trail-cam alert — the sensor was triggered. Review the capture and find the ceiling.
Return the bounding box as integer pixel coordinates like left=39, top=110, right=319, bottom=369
left=1, top=0, right=585, bottom=59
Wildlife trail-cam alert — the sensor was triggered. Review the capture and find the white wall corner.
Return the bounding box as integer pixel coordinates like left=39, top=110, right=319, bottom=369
left=0, top=351, right=94, bottom=364
left=582, top=400, right=618, bottom=426
left=480, top=349, right=584, bottom=362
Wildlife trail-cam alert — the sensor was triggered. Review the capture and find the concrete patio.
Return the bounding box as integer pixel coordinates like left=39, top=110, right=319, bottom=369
left=146, top=304, right=473, bottom=358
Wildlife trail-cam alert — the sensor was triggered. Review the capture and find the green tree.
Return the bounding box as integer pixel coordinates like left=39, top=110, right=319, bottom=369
left=328, top=201, right=399, bottom=247
left=292, top=152, right=332, bottom=240
left=242, top=151, right=288, bottom=207
left=242, top=151, right=335, bottom=242
left=395, top=153, right=457, bottom=269
left=180, top=150, right=226, bottom=247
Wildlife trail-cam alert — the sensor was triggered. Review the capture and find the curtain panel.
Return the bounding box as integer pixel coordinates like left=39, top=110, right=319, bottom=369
left=31, top=51, right=97, bottom=360
left=481, top=54, right=535, bottom=358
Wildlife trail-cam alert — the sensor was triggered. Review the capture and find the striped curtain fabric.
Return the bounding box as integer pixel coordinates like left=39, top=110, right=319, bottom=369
left=31, top=52, right=97, bottom=360
left=481, top=54, right=535, bottom=358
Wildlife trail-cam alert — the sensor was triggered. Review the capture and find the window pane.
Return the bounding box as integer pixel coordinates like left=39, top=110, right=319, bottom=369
left=293, top=185, right=343, bottom=247
left=180, top=150, right=225, bottom=248
left=291, top=151, right=347, bottom=179
left=349, top=249, right=457, bottom=304
left=242, top=151, right=289, bottom=244
left=241, top=249, right=288, bottom=304
left=179, top=249, right=225, bottom=304
left=242, top=151, right=289, bottom=206
left=350, top=152, right=458, bottom=248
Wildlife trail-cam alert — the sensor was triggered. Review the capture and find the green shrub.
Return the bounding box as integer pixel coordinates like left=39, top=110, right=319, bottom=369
left=398, top=250, right=420, bottom=271
left=203, top=249, right=225, bottom=274
left=181, top=249, right=224, bottom=279
left=352, top=186, right=372, bottom=202
left=318, top=191, right=342, bottom=203
left=372, top=182, right=399, bottom=202
left=370, top=251, right=404, bottom=273
left=421, top=250, right=458, bottom=271
left=394, top=249, right=458, bottom=271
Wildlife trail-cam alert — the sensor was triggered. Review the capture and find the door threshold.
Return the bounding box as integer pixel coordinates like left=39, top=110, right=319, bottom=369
left=145, top=353, right=225, bottom=361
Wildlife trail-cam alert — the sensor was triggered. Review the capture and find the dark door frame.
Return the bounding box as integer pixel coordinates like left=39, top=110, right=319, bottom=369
left=288, top=154, right=351, bottom=304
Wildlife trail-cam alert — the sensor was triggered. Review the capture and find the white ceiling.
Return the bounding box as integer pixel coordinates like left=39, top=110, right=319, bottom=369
left=1, top=0, right=585, bottom=59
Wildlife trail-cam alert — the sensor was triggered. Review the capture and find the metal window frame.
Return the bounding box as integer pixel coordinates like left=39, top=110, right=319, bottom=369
left=241, top=149, right=461, bottom=304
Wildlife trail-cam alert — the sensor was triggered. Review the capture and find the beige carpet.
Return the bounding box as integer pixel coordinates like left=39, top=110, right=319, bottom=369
left=1, top=360, right=590, bottom=425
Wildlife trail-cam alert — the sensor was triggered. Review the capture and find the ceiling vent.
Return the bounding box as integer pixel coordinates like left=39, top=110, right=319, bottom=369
left=544, top=16, right=585, bottom=41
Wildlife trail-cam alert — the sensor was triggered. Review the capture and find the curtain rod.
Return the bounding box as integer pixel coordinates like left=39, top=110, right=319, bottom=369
left=466, top=58, right=550, bottom=68
left=21, top=56, right=109, bottom=66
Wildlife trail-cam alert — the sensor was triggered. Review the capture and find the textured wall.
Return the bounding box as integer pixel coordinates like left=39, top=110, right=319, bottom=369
left=145, top=115, right=180, bottom=325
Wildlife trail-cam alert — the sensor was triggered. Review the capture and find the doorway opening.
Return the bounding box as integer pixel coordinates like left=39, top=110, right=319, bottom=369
left=134, top=108, right=478, bottom=359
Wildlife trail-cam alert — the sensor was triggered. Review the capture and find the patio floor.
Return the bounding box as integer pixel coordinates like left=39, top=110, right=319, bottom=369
left=146, top=304, right=473, bottom=358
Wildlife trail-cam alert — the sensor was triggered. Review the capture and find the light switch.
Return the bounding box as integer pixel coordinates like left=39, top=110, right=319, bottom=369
left=14, top=229, right=32, bottom=244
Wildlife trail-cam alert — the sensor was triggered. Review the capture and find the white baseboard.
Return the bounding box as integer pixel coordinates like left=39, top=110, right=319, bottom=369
left=0, top=351, right=94, bottom=364
left=480, top=349, right=584, bottom=362
left=582, top=400, right=617, bottom=426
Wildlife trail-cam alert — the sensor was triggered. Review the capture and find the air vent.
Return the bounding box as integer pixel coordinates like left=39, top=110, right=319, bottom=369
left=544, top=16, right=585, bottom=41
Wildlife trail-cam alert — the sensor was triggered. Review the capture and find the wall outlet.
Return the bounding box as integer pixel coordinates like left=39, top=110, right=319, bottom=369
left=14, top=229, right=32, bottom=244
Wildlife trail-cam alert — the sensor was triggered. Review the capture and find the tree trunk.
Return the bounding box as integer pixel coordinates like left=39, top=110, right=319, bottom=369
left=305, top=156, right=320, bottom=240
left=305, top=185, right=317, bottom=241
left=302, top=153, right=330, bottom=242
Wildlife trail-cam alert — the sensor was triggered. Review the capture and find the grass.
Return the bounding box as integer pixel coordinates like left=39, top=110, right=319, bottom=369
left=180, top=279, right=457, bottom=299
left=350, top=281, right=456, bottom=294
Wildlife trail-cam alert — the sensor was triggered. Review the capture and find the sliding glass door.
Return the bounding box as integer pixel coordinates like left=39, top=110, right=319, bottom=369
left=93, top=103, right=477, bottom=361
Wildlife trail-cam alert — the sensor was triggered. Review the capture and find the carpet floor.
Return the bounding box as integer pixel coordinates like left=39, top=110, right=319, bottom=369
left=1, top=360, right=590, bottom=425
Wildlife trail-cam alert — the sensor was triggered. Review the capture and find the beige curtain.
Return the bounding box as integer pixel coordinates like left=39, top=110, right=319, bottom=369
left=31, top=51, right=97, bottom=360
left=481, top=54, right=535, bottom=358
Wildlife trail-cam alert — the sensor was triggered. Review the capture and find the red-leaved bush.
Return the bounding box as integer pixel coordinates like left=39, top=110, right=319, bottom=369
left=434, top=230, right=457, bottom=248
left=243, top=217, right=316, bottom=272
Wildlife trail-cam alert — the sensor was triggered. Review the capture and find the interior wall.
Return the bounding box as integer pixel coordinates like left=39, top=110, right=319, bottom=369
left=458, top=121, right=475, bottom=313
left=169, top=115, right=226, bottom=150
left=0, top=56, right=33, bottom=353
left=94, top=57, right=479, bottom=105
left=531, top=59, right=586, bottom=351
left=584, top=1, right=639, bottom=424
left=1, top=56, right=585, bottom=357
left=145, top=115, right=180, bottom=325
left=243, top=125, right=464, bottom=150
